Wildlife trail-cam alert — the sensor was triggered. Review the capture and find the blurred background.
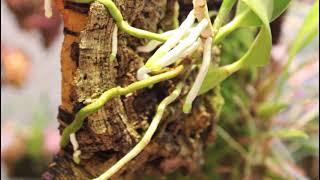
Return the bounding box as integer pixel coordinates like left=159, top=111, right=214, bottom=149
left=1, top=0, right=319, bottom=179
left=1, top=0, right=62, bottom=177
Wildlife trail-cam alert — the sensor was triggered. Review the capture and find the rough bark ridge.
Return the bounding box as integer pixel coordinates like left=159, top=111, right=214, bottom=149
left=43, top=0, right=219, bottom=179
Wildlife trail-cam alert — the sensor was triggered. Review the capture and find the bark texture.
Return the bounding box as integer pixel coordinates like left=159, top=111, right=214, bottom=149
left=43, top=0, right=220, bottom=179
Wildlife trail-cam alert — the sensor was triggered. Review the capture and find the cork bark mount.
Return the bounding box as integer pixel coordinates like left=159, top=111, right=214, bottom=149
left=43, top=0, right=217, bottom=179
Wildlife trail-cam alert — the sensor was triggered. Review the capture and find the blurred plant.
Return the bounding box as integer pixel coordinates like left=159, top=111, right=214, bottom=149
left=5, top=0, right=62, bottom=47
left=163, top=1, right=318, bottom=179
left=1, top=121, right=27, bottom=172
left=196, top=0, right=319, bottom=179
left=1, top=44, right=31, bottom=88
left=1, top=99, right=60, bottom=178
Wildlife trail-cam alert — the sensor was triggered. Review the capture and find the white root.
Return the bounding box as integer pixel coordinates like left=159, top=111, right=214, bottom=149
left=93, top=84, right=183, bottom=180
left=137, top=30, right=175, bottom=53
left=157, top=10, right=195, bottom=53
left=157, top=19, right=209, bottom=68
left=44, top=0, right=52, bottom=18
left=175, top=38, right=201, bottom=65
left=136, top=10, right=196, bottom=80
left=137, top=66, right=151, bottom=80
left=180, top=38, right=201, bottom=59
left=73, top=150, right=82, bottom=164
left=137, top=40, right=163, bottom=53
left=70, top=133, right=81, bottom=164
left=136, top=27, right=197, bottom=53
left=70, top=133, right=79, bottom=151
left=137, top=18, right=208, bottom=80
left=110, top=25, right=118, bottom=61
left=183, top=37, right=212, bottom=113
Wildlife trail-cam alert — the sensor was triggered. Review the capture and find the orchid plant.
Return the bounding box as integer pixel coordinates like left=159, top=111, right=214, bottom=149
left=44, top=0, right=295, bottom=179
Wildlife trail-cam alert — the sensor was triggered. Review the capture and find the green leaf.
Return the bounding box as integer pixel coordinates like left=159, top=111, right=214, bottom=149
left=275, top=0, right=319, bottom=98
left=235, top=1, right=272, bottom=27
left=199, top=64, right=230, bottom=95
left=288, top=0, right=319, bottom=59
left=200, top=26, right=270, bottom=94
left=270, top=129, right=309, bottom=139
left=221, top=28, right=256, bottom=65
left=236, top=0, right=291, bottom=27
left=256, top=102, right=288, bottom=119
left=241, top=0, right=273, bottom=26
left=200, top=0, right=274, bottom=95
left=271, top=0, right=291, bottom=21
left=215, top=0, right=291, bottom=42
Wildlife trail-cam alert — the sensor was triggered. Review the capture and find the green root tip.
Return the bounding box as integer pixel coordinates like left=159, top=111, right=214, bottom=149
left=73, top=156, right=81, bottom=164
left=183, top=103, right=192, bottom=114
left=110, top=54, right=116, bottom=62
left=73, top=151, right=81, bottom=164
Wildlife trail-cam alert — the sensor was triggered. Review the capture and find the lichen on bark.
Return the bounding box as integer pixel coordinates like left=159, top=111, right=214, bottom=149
left=43, top=0, right=221, bottom=179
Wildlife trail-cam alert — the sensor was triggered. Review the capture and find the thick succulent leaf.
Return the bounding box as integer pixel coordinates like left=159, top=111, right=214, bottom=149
left=200, top=0, right=273, bottom=95
left=199, top=65, right=231, bottom=95
left=214, top=0, right=290, bottom=42
left=235, top=1, right=272, bottom=27
left=236, top=0, right=291, bottom=27
left=288, top=0, right=319, bottom=59
left=270, top=129, right=309, bottom=139
left=271, top=0, right=291, bottom=21
left=240, top=26, right=271, bottom=67
left=241, top=0, right=273, bottom=26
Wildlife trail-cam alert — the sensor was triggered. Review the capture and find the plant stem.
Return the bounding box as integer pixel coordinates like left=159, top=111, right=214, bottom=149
left=214, top=9, right=250, bottom=43
left=216, top=125, right=250, bottom=162
left=93, top=83, right=183, bottom=180
left=60, top=66, right=184, bottom=147
left=172, top=1, right=180, bottom=29
left=193, top=0, right=214, bottom=36
left=118, top=21, right=168, bottom=42
left=233, top=95, right=257, bottom=136
left=212, top=0, right=237, bottom=39
left=244, top=143, right=255, bottom=178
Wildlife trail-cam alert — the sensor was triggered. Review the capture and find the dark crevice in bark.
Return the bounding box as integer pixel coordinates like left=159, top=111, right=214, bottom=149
left=64, top=1, right=90, bottom=14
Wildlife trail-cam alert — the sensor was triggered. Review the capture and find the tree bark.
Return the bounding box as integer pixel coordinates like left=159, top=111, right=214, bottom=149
left=43, top=0, right=220, bottom=179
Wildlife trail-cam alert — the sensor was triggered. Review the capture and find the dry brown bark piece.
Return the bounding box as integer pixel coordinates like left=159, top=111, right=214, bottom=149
left=43, top=0, right=219, bottom=179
